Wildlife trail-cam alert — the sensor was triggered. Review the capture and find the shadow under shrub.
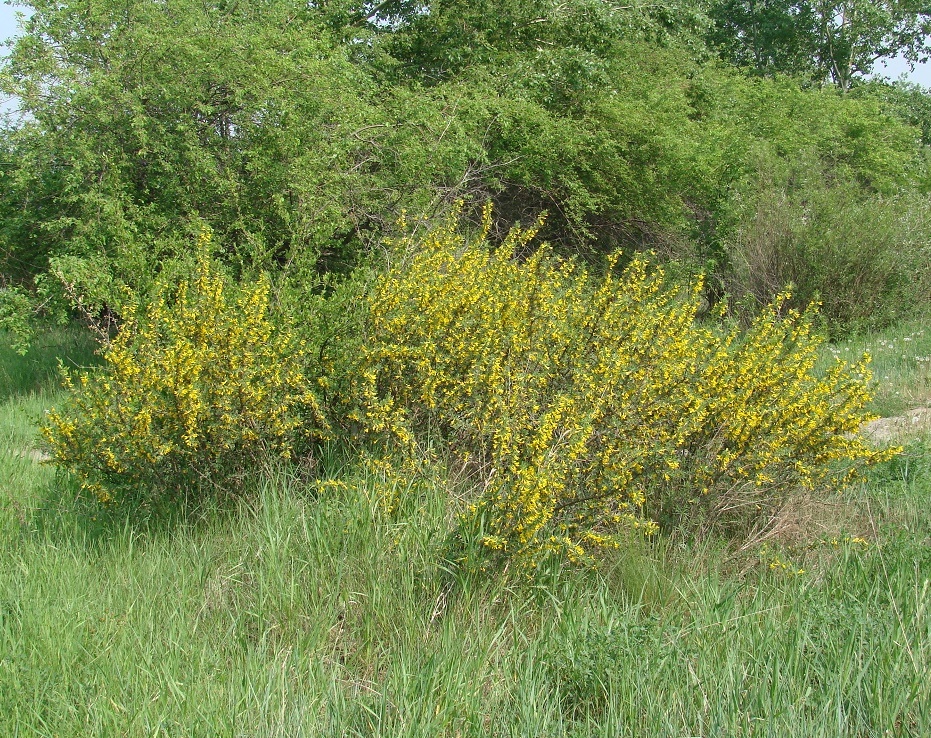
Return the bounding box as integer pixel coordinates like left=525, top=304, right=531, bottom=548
left=339, top=206, right=894, bottom=568
left=42, top=232, right=326, bottom=505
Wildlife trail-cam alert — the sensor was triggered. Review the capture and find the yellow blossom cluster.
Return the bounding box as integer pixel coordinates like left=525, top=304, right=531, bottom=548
left=759, top=545, right=807, bottom=576
left=347, top=206, right=895, bottom=567
left=42, top=231, right=324, bottom=502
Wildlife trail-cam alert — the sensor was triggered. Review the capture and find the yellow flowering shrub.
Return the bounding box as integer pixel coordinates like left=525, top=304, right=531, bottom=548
left=42, top=232, right=324, bottom=503
left=346, top=206, right=894, bottom=567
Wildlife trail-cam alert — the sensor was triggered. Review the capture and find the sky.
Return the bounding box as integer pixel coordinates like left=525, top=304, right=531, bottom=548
left=1, top=2, right=22, bottom=114
left=875, top=53, right=931, bottom=87
left=2, top=2, right=931, bottom=105
left=0, top=2, right=20, bottom=39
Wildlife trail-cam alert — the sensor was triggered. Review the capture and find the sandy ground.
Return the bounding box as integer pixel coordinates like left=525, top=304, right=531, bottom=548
left=861, top=406, right=931, bottom=444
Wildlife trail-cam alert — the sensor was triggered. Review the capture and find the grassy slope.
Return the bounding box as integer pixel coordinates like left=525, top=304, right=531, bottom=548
left=1, top=328, right=929, bottom=737
left=822, top=318, right=931, bottom=418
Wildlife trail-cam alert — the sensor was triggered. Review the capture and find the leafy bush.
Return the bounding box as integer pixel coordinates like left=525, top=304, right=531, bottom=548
left=0, top=285, right=36, bottom=355
left=542, top=613, right=658, bottom=719
left=725, top=180, right=931, bottom=335
left=42, top=232, right=324, bottom=504
left=342, top=208, right=893, bottom=567
left=4, top=0, right=925, bottom=332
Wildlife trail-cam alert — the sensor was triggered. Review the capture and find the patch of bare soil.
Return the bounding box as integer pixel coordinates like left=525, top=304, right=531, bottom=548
left=10, top=448, right=51, bottom=463
left=861, top=407, right=931, bottom=444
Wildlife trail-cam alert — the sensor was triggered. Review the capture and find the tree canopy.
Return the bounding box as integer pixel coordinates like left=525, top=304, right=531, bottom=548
left=709, top=1, right=931, bottom=91
left=2, top=0, right=931, bottom=339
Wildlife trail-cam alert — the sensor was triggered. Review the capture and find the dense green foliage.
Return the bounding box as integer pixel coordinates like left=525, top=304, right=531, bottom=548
left=2, top=0, right=931, bottom=338
left=708, top=1, right=931, bottom=91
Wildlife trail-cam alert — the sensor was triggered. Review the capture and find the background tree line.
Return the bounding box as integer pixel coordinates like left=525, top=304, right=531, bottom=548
left=2, top=0, right=931, bottom=343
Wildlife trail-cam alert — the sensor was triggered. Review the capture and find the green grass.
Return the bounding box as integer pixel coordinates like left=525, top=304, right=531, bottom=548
left=821, top=316, right=931, bottom=417
left=0, top=324, right=98, bottom=402
left=1, top=326, right=930, bottom=736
